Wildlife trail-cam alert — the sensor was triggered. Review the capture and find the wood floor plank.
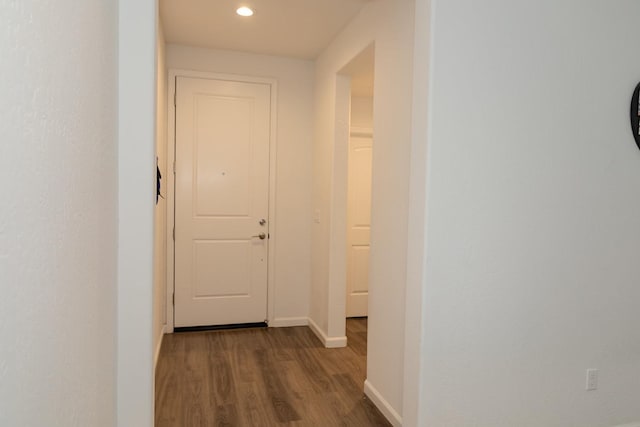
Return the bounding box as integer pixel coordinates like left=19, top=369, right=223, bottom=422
left=254, top=348, right=302, bottom=422
left=236, top=382, right=279, bottom=427
left=155, top=319, right=391, bottom=426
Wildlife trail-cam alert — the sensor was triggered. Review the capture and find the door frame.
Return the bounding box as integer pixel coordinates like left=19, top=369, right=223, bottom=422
left=165, top=69, right=278, bottom=332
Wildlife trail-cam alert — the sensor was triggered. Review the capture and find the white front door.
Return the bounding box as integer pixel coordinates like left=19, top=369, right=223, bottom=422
left=174, top=76, right=271, bottom=328
left=346, top=133, right=373, bottom=317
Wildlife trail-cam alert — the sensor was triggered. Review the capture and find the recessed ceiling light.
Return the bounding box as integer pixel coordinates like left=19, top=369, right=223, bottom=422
left=236, top=6, right=254, bottom=17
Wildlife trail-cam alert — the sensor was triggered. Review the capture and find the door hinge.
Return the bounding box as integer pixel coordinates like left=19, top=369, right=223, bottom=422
left=173, top=226, right=175, bottom=241
left=173, top=91, right=176, bottom=107
left=173, top=161, right=176, bottom=175
left=172, top=293, right=175, bottom=306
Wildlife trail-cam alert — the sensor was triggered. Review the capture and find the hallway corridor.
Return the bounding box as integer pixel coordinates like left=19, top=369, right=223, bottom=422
left=155, top=319, right=390, bottom=426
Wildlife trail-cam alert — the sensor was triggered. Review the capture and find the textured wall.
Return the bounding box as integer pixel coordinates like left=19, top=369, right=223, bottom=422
left=0, top=1, right=118, bottom=426
left=421, top=1, right=640, bottom=425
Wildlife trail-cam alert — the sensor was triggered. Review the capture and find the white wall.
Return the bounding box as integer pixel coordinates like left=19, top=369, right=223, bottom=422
left=421, top=1, right=640, bottom=426
left=350, top=96, right=374, bottom=129
left=0, top=1, right=117, bottom=425
left=118, top=0, right=157, bottom=425
left=311, top=0, right=416, bottom=422
left=166, top=45, right=314, bottom=325
left=154, top=15, right=168, bottom=369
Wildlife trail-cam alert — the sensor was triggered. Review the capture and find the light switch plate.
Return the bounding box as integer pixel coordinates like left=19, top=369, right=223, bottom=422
left=586, top=369, right=598, bottom=391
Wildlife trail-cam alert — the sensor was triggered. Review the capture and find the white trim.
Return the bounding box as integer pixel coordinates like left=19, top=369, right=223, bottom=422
left=308, top=317, right=347, bottom=348
left=402, top=1, right=432, bottom=425
left=266, top=77, right=278, bottom=327
left=364, top=379, right=403, bottom=427
left=169, top=69, right=277, bottom=87
left=153, top=325, right=166, bottom=373
left=166, top=69, right=278, bottom=331
left=165, top=72, right=175, bottom=334
left=269, top=317, right=309, bottom=328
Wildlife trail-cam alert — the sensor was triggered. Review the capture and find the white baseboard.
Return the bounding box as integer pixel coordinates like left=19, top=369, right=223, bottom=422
left=307, top=317, right=347, bottom=348
left=269, top=317, right=309, bottom=327
left=154, top=324, right=166, bottom=373
left=364, top=379, right=402, bottom=427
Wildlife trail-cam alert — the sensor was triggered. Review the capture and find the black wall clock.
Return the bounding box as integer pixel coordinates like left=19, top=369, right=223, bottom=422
left=631, top=82, right=640, bottom=150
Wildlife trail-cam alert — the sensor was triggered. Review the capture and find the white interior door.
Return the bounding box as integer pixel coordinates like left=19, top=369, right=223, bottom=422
left=174, top=76, right=271, bottom=328
left=346, top=133, right=373, bottom=317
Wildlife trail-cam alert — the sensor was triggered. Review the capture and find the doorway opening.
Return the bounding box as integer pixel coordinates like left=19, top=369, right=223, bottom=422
left=126, top=1, right=430, bottom=427
left=322, top=43, right=376, bottom=376
left=166, top=71, right=278, bottom=332
left=152, top=0, right=414, bottom=425
left=342, top=44, right=374, bottom=321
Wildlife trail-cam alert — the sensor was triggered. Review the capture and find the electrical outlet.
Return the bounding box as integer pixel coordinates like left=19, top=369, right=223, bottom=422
left=586, top=369, right=598, bottom=391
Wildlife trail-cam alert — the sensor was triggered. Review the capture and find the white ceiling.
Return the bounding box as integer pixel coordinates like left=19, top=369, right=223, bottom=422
left=160, top=0, right=373, bottom=60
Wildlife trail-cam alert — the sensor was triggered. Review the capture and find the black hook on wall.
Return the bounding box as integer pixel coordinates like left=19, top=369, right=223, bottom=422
left=630, top=82, right=640, bottom=151
left=156, top=156, right=164, bottom=205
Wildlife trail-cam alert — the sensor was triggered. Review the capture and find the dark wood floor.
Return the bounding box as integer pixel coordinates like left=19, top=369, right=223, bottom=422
left=155, top=318, right=391, bottom=426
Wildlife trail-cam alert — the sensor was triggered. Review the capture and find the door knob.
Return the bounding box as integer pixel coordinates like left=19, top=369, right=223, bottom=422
left=259, top=219, right=266, bottom=226
left=252, top=233, right=266, bottom=240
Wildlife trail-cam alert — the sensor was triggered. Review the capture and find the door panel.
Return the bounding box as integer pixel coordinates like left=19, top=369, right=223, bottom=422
left=193, top=240, right=251, bottom=298
left=349, top=245, right=370, bottom=293
left=174, top=76, right=271, bottom=327
left=194, top=95, right=252, bottom=217
left=346, top=135, right=373, bottom=317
